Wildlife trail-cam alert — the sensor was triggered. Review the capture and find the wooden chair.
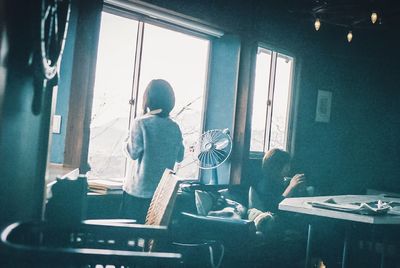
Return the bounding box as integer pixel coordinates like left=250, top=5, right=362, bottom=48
left=143, top=169, right=181, bottom=251
left=145, top=169, right=181, bottom=227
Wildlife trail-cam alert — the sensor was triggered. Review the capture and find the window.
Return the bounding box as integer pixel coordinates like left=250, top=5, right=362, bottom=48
left=250, top=47, right=294, bottom=154
left=88, top=13, right=138, bottom=180
left=87, top=11, right=210, bottom=180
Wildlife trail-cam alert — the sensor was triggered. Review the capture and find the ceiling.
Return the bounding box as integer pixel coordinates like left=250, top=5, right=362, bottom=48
left=282, top=0, right=400, bottom=30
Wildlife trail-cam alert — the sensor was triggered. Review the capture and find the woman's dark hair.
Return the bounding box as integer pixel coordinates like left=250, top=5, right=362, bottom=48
left=262, top=148, right=291, bottom=179
left=142, top=79, right=175, bottom=117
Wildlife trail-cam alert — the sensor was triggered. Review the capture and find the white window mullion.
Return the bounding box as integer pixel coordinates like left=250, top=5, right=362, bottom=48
left=282, top=55, right=294, bottom=150
left=124, top=21, right=144, bottom=178
left=264, top=51, right=277, bottom=152
left=130, top=21, right=145, bottom=122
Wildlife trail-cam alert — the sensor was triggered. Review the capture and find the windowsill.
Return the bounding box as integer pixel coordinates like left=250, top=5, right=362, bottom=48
left=88, top=190, right=123, bottom=196
left=86, top=174, right=124, bottom=183
left=46, top=165, right=125, bottom=198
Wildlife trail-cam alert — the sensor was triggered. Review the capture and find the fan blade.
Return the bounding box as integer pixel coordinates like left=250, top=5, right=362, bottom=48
left=204, top=151, right=211, bottom=168
left=203, top=131, right=213, bottom=144
left=213, top=149, right=228, bottom=162
left=208, top=149, right=221, bottom=165
left=198, top=152, right=211, bottom=168
left=214, top=138, right=230, bottom=150
left=210, top=130, right=219, bottom=140
left=197, top=151, right=206, bottom=162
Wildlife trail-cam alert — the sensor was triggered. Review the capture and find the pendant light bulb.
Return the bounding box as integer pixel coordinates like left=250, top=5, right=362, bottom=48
left=314, top=18, right=321, bottom=31
left=347, top=31, right=353, bottom=42
left=371, top=12, right=378, bottom=24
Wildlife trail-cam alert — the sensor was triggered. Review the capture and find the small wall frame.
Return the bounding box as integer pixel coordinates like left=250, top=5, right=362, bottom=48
left=315, top=90, right=332, bottom=123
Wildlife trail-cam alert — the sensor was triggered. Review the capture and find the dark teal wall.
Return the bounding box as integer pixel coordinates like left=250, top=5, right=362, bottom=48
left=205, top=34, right=240, bottom=132
left=203, top=34, right=241, bottom=184
left=293, top=52, right=400, bottom=194
left=142, top=0, right=253, bottom=34
left=0, top=0, right=51, bottom=225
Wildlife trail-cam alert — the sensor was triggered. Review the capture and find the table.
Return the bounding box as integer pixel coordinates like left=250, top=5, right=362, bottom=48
left=279, top=195, right=400, bottom=268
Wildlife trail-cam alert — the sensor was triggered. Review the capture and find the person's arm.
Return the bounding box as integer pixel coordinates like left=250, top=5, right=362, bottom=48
left=127, top=120, right=144, bottom=160
left=282, top=173, right=306, bottom=198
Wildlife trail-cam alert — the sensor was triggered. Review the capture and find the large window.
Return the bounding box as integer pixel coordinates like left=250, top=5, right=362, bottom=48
left=87, top=11, right=210, bottom=180
left=250, top=47, right=294, bottom=154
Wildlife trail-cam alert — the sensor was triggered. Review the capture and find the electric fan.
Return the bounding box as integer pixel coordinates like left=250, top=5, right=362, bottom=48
left=193, top=129, right=232, bottom=184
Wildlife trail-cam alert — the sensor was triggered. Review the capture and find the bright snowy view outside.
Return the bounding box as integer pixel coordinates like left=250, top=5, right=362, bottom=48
left=87, top=12, right=209, bottom=180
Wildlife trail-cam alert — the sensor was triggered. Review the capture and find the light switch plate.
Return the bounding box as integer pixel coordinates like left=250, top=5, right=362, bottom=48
left=52, top=115, right=62, bottom=134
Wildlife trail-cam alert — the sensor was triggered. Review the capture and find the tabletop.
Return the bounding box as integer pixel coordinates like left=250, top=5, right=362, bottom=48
left=279, top=195, right=400, bottom=224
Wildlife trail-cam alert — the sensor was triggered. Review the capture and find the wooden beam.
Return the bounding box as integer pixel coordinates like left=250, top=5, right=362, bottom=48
left=64, top=0, right=102, bottom=172
left=229, top=37, right=257, bottom=185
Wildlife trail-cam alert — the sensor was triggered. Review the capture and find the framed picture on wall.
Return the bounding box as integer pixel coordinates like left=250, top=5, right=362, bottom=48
left=315, top=90, right=332, bottom=123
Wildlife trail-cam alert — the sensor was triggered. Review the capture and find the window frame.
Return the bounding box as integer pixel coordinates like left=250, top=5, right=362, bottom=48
left=249, top=43, right=296, bottom=159
left=103, top=3, right=219, bottom=41
left=85, top=6, right=214, bottom=179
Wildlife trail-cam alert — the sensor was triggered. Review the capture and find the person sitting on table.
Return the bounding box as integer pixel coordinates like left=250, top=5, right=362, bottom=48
left=120, top=79, right=184, bottom=223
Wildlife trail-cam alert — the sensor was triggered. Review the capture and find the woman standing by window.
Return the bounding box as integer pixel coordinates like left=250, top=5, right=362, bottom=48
left=121, top=79, right=184, bottom=223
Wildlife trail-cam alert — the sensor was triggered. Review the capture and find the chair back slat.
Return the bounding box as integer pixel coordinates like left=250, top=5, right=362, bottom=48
left=145, top=169, right=181, bottom=227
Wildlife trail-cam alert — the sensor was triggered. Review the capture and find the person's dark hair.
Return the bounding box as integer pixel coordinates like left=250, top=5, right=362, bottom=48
left=262, top=148, right=291, bottom=180
left=142, top=79, right=175, bottom=117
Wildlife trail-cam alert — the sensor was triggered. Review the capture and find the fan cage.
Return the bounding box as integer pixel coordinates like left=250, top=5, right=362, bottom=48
left=194, top=129, right=232, bottom=170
